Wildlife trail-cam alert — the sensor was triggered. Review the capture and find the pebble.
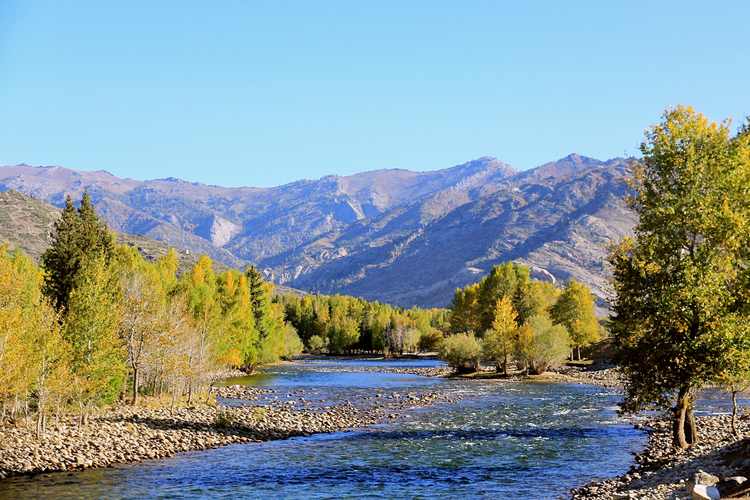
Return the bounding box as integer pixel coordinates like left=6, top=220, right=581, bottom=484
left=0, top=385, right=461, bottom=479
left=571, top=414, right=750, bottom=499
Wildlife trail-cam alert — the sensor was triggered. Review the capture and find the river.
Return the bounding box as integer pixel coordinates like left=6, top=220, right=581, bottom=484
left=0, top=359, right=648, bottom=499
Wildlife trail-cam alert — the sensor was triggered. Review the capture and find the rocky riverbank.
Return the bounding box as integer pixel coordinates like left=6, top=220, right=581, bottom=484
left=308, top=364, right=452, bottom=377
left=548, top=365, right=623, bottom=389
left=571, top=415, right=750, bottom=499
left=298, top=359, right=621, bottom=384
left=0, top=386, right=460, bottom=480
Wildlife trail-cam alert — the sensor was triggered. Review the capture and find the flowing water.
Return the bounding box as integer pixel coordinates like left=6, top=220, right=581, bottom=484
left=0, top=359, right=649, bottom=499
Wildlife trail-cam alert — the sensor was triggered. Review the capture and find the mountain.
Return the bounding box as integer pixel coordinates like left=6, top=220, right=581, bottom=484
left=0, top=154, right=636, bottom=310
left=0, top=189, right=209, bottom=273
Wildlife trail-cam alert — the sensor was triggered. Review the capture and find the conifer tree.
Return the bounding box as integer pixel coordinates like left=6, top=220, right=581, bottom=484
left=41, top=193, right=114, bottom=311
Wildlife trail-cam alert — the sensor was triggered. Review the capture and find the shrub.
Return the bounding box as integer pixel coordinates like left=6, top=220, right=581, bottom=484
left=307, top=335, right=328, bottom=354
left=418, top=328, right=443, bottom=353
left=281, top=326, right=304, bottom=359
left=214, top=409, right=238, bottom=428
left=439, top=333, right=481, bottom=374
left=517, top=314, right=570, bottom=374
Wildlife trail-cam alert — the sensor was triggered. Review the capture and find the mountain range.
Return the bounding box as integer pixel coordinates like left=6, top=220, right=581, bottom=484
left=0, top=154, right=636, bottom=310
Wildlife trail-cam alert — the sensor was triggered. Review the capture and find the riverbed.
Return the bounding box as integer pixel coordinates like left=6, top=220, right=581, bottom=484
left=0, top=359, right=647, bottom=499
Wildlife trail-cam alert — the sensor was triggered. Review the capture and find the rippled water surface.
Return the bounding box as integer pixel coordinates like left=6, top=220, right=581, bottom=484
left=0, top=359, right=648, bottom=499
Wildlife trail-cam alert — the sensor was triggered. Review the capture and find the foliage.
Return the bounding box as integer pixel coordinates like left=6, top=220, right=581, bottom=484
left=439, top=333, right=481, bottom=374
left=280, top=293, right=448, bottom=355
left=280, top=325, right=304, bottom=359
left=2, top=198, right=303, bottom=429
left=515, top=315, right=570, bottom=375
left=481, top=296, right=518, bottom=374
left=448, top=261, right=592, bottom=375
left=418, top=328, right=444, bottom=353
left=307, top=335, right=328, bottom=354
left=41, top=193, right=114, bottom=311
left=0, top=245, right=69, bottom=429
left=610, top=106, right=750, bottom=449
left=63, top=256, right=126, bottom=413
left=550, top=280, right=601, bottom=360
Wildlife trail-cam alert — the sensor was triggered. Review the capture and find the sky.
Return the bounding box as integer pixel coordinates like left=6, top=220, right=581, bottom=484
left=1, top=1, right=748, bottom=187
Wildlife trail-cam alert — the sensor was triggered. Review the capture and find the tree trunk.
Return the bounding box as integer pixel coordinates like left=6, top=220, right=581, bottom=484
left=576, top=346, right=581, bottom=361
left=673, top=387, right=698, bottom=449
left=732, top=390, right=740, bottom=438
left=36, top=410, right=44, bottom=439
left=131, top=367, right=140, bottom=405
left=503, top=352, right=508, bottom=376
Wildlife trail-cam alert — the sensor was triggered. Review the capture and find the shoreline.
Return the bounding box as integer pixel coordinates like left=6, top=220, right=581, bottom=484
left=0, top=360, right=653, bottom=493
left=571, top=415, right=750, bottom=499
left=290, top=356, right=624, bottom=388
left=0, top=383, right=459, bottom=481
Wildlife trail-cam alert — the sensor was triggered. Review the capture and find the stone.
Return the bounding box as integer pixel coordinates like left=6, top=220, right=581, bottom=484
left=689, top=470, right=721, bottom=489
left=691, top=484, right=720, bottom=500
left=717, top=476, right=749, bottom=497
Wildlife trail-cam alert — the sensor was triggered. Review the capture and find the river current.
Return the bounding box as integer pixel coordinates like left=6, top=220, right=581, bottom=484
left=0, top=359, right=648, bottom=499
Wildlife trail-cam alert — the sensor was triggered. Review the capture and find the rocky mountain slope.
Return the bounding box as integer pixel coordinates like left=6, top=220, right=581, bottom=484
left=0, top=189, right=210, bottom=273
left=0, top=154, right=636, bottom=309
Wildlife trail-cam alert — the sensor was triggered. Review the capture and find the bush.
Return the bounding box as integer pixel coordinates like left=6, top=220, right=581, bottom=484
left=418, top=328, right=443, bottom=353
left=281, top=326, right=304, bottom=359
left=214, top=409, right=238, bottom=428
left=516, top=314, right=570, bottom=374
left=439, top=333, right=481, bottom=374
left=307, top=335, right=328, bottom=354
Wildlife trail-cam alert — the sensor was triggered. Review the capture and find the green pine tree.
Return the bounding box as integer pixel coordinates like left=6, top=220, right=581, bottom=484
left=41, top=193, right=114, bottom=311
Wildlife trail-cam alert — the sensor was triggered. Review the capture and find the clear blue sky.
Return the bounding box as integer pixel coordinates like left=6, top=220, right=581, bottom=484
left=1, top=1, right=748, bottom=187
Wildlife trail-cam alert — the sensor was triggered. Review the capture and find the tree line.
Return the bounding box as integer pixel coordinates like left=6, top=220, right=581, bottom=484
left=443, top=262, right=602, bottom=374
left=0, top=194, right=302, bottom=433
left=279, top=293, right=448, bottom=355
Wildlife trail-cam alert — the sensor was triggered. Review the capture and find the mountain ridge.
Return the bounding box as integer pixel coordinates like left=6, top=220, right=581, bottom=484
left=0, top=154, right=636, bottom=311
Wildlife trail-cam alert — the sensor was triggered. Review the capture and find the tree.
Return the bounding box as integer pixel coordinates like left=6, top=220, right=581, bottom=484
left=117, top=256, right=163, bottom=405
left=418, top=328, right=443, bottom=353
left=280, top=325, right=304, bottom=359
left=610, top=106, right=750, bottom=449
left=551, top=280, right=601, bottom=360
left=307, top=335, right=328, bottom=354
left=328, top=310, right=360, bottom=354
left=0, top=246, right=70, bottom=427
left=63, top=256, right=125, bottom=421
left=184, top=256, right=221, bottom=397
left=439, top=333, right=481, bottom=374
left=449, top=284, right=481, bottom=334
left=516, top=315, right=570, bottom=375
left=482, top=296, right=518, bottom=374
left=41, top=193, right=114, bottom=311
left=477, top=263, right=529, bottom=333
left=517, top=280, right=559, bottom=324
left=245, top=266, right=284, bottom=368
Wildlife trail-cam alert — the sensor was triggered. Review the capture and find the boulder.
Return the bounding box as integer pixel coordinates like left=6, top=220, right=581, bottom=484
left=691, top=484, right=720, bottom=500
left=687, top=471, right=721, bottom=500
